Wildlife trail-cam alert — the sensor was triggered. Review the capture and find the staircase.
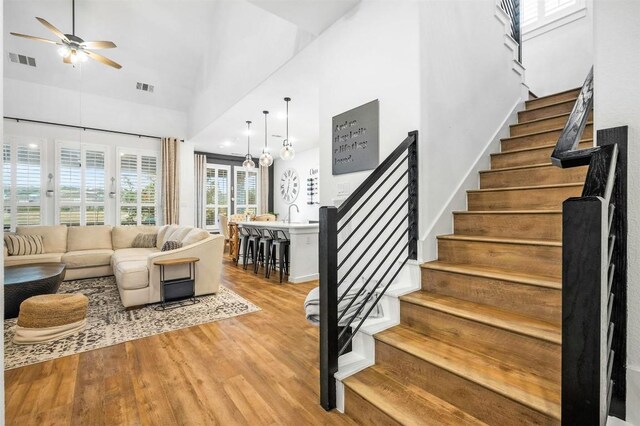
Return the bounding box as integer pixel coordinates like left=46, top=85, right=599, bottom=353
left=341, top=88, right=593, bottom=425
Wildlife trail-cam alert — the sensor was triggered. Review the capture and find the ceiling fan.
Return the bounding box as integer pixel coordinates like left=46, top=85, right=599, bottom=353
left=10, top=0, right=122, bottom=69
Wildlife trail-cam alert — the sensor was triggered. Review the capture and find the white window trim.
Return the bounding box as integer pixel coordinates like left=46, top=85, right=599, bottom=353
left=233, top=167, right=260, bottom=216
left=204, top=163, right=231, bottom=231
left=3, top=136, right=47, bottom=231
left=522, top=0, right=587, bottom=40
left=115, top=147, right=161, bottom=226
left=55, top=140, right=111, bottom=226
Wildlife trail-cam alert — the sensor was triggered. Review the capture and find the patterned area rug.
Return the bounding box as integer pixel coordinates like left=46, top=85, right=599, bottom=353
left=4, top=276, right=260, bottom=370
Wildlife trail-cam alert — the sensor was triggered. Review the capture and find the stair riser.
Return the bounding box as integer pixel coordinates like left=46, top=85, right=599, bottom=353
left=480, top=165, right=588, bottom=189
left=375, top=341, right=558, bottom=425
left=525, top=89, right=580, bottom=109
left=491, top=141, right=593, bottom=169
left=518, top=100, right=575, bottom=122
left=344, top=388, right=400, bottom=425
left=437, top=239, right=561, bottom=278
left=400, top=301, right=560, bottom=381
left=421, top=268, right=561, bottom=324
left=511, top=111, right=592, bottom=137
left=453, top=212, right=562, bottom=240
left=501, top=124, right=593, bottom=152
left=467, top=185, right=583, bottom=211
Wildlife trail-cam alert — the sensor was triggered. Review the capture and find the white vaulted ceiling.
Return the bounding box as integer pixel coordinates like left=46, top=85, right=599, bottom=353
left=4, top=0, right=359, bottom=143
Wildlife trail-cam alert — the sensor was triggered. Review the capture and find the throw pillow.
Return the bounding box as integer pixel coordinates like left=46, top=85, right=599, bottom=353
left=161, top=240, right=183, bottom=252
left=132, top=233, right=158, bottom=248
left=4, top=234, right=45, bottom=256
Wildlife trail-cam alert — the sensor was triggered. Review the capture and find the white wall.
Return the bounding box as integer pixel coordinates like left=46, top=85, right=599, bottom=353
left=523, top=0, right=593, bottom=96
left=418, top=0, right=525, bottom=260
left=273, top=147, right=319, bottom=222
left=0, top=2, right=5, bottom=417
left=593, top=1, right=640, bottom=423
left=318, top=1, right=421, bottom=207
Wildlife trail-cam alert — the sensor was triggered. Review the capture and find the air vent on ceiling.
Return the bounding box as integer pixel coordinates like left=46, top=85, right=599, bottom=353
left=136, top=82, right=154, bottom=93
left=8, top=53, right=36, bottom=67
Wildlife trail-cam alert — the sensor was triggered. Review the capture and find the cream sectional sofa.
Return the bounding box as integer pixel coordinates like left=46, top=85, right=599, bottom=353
left=4, top=224, right=224, bottom=307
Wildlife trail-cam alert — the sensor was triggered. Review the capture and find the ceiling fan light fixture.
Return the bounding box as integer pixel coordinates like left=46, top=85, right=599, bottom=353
left=76, top=50, right=88, bottom=62
left=57, top=45, right=70, bottom=57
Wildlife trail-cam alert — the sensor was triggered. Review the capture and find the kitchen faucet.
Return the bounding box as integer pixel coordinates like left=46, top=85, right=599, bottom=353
left=287, top=204, right=299, bottom=224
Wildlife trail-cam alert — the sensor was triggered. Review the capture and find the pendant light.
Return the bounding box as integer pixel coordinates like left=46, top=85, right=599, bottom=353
left=242, top=121, right=255, bottom=170
left=259, top=110, right=273, bottom=167
left=280, top=97, right=295, bottom=161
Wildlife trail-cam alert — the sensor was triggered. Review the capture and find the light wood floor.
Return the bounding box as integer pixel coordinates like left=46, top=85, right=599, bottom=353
left=5, top=257, right=355, bottom=425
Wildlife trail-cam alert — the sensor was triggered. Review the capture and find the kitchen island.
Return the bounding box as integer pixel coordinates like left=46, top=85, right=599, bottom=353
left=237, top=221, right=319, bottom=283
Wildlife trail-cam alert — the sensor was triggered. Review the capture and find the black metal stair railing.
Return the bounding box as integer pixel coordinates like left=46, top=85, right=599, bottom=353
left=551, top=67, right=628, bottom=425
left=500, top=0, right=522, bottom=62
left=319, top=131, right=418, bottom=410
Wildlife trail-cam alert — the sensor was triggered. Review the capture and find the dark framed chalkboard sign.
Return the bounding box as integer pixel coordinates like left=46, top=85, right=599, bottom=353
left=332, top=99, right=379, bottom=175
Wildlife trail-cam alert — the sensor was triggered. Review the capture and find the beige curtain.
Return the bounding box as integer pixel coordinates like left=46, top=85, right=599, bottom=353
left=194, top=154, right=206, bottom=228
left=260, top=165, right=269, bottom=214
left=161, top=137, right=180, bottom=224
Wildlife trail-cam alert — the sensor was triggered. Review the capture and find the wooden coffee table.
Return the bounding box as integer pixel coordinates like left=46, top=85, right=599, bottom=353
left=4, top=263, right=67, bottom=319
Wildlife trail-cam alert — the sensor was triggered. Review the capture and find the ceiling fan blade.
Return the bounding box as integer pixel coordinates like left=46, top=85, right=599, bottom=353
left=10, top=32, right=60, bottom=45
left=36, top=17, right=69, bottom=42
left=84, top=50, right=122, bottom=69
left=81, top=41, right=117, bottom=49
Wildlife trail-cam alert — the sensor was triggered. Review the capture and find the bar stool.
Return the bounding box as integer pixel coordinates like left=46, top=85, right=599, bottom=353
left=254, top=228, right=273, bottom=275
left=242, top=227, right=261, bottom=271
left=235, top=226, right=250, bottom=267
left=267, top=229, right=290, bottom=283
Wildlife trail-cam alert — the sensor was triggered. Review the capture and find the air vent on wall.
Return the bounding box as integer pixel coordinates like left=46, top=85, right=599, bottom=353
left=136, top=82, right=154, bottom=93
left=8, top=53, right=36, bottom=67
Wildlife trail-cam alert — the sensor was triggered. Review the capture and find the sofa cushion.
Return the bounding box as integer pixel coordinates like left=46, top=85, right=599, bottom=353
left=111, top=248, right=159, bottom=266
left=16, top=225, right=67, bottom=253
left=156, top=225, right=178, bottom=249
left=4, top=253, right=64, bottom=267
left=68, top=226, right=113, bottom=251
left=113, top=225, right=159, bottom=250
left=4, top=234, right=44, bottom=255
left=114, top=261, right=149, bottom=290
left=181, top=229, right=209, bottom=246
left=62, top=249, right=114, bottom=269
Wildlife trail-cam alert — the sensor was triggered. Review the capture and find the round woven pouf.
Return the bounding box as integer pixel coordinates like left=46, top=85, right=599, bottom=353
left=13, top=294, right=88, bottom=345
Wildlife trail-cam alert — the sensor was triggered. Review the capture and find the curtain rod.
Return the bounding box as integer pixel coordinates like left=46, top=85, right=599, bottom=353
left=3, top=116, right=185, bottom=142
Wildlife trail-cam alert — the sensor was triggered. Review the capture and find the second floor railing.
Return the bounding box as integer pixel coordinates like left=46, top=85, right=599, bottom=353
left=500, top=0, right=522, bottom=62
left=319, top=131, right=418, bottom=410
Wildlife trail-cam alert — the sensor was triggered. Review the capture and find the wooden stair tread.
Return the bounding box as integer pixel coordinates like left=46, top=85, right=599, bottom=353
left=375, top=325, right=561, bottom=419
left=344, top=366, right=487, bottom=425
left=480, top=162, right=566, bottom=173
left=468, top=182, right=582, bottom=193
left=523, top=97, right=575, bottom=112
left=513, top=111, right=572, bottom=126
left=501, top=121, right=593, bottom=141
left=453, top=210, right=562, bottom=215
left=437, top=233, right=561, bottom=247
left=524, top=87, right=580, bottom=104
left=491, top=139, right=594, bottom=156
left=399, top=292, right=561, bottom=344
left=420, top=260, right=561, bottom=289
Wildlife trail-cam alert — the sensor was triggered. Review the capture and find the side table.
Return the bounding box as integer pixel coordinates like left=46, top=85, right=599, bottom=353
left=153, top=257, right=200, bottom=311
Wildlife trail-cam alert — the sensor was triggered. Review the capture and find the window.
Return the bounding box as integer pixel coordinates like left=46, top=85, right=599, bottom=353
left=56, top=143, right=108, bottom=226
left=205, top=164, right=230, bottom=230
left=234, top=168, right=259, bottom=215
left=3, top=138, right=44, bottom=231
left=522, top=0, right=585, bottom=33
left=117, top=149, right=160, bottom=225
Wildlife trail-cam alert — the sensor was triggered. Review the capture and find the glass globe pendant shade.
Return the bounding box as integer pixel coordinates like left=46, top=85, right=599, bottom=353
left=259, top=151, right=273, bottom=167
left=57, top=46, right=71, bottom=58
left=243, top=155, right=255, bottom=170
left=280, top=144, right=295, bottom=161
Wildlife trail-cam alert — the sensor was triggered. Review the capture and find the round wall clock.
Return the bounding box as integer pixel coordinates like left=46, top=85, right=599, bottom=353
left=280, top=168, right=299, bottom=204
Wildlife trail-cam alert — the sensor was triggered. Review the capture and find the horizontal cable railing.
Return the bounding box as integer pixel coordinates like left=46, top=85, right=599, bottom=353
left=319, top=131, right=418, bottom=410
left=551, top=68, right=628, bottom=424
